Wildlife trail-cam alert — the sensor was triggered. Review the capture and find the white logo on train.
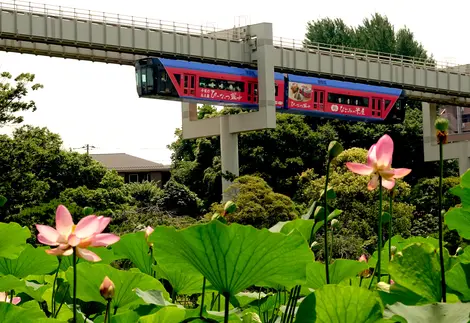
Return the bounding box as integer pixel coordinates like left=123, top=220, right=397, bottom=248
left=331, top=105, right=339, bottom=112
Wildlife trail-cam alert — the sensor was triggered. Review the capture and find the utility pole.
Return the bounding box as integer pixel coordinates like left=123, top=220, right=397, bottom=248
left=73, top=144, right=96, bottom=154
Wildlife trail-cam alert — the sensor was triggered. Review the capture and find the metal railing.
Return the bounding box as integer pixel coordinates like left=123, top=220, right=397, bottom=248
left=0, top=0, right=236, bottom=39
left=273, top=37, right=470, bottom=76
left=1, top=0, right=469, bottom=75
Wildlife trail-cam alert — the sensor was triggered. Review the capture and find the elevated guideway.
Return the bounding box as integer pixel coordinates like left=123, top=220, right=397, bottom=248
left=1, top=0, right=470, bottom=105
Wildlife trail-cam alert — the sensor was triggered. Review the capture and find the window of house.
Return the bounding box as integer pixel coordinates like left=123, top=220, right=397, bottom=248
left=128, top=174, right=139, bottom=183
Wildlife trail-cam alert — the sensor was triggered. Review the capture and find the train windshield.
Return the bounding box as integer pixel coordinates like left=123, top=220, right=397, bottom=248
left=385, top=98, right=406, bottom=124
left=135, top=62, right=155, bottom=96
left=135, top=58, right=178, bottom=98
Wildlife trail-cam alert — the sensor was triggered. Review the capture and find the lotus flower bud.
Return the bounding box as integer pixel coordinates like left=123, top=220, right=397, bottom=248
left=223, top=201, right=237, bottom=215
left=390, top=279, right=395, bottom=285
left=358, top=254, right=367, bottom=263
left=456, top=247, right=464, bottom=256
left=435, top=117, right=449, bottom=132
left=100, top=276, right=115, bottom=300
left=144, top=226, right=154, bottom=239
left=328, top=141, right=343, bottom=161
left=331, top=219, right=340, bottom=229
left=390, top=246, right=397, bottom=255
left=435, top=117, right=449, bottom=144
left=377, top=282, right=391, bottom=293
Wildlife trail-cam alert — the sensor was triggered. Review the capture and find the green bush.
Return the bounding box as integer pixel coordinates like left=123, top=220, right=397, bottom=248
left=410, top=176, right=460, bottom=237
left=211, top=175, right=298, bottom=229
left=59, top=186, right=131, bottom=216
left=125, top=181, right=163, bottom=208
left=110, top=207, right=204, bottom=235
left=158, top=179, right=203, bottom=217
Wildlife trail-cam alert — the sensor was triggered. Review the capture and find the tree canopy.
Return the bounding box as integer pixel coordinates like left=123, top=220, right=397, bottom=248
left=305, top=13, right=430, bottom=60
left=0, top=72, right=43, bottom=126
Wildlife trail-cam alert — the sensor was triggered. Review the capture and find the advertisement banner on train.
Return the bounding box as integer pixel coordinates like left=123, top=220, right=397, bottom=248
left=288, top=82, right=313, bottom=109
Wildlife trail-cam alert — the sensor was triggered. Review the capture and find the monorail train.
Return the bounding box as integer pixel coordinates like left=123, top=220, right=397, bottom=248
left=135, top=57, right=406, bottom=123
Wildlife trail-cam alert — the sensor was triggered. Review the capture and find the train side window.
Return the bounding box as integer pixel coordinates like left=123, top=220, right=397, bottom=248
left=314, top=91, right=318, bottom=102
left=385, top=100, right=391, bottom=109
left=174, top=74, right=181, bottom=86
left=199, top=77, right=244, bottom=92
left=319, top=92, right=324, bottom=103
left=275, top=84, right=278, bottom=96
left=327, top=93, right=368, bottom=107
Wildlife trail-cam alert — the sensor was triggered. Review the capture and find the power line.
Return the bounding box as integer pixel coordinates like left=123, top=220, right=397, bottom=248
left=72, top=144, right=96, bottom=155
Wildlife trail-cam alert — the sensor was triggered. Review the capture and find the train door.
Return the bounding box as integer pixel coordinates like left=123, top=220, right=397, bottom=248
left=247, top=82, right=258, bottom=104
left=371, top=97, right=383, bottom=118
left=313, top=90, right=325, bottom=110
left=183, top=74, right=196, bottom=96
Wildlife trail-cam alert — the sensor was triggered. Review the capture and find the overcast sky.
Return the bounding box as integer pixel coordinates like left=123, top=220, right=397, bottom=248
left=0, top=0, right=468, bottom=164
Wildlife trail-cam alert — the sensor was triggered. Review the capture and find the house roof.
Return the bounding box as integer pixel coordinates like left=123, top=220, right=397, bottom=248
left=90, top=153, right=171, bottom=172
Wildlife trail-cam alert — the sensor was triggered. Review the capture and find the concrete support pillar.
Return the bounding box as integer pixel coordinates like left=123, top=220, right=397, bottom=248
left=179, top=23, right=276, bottom=203
left=220, top=115, right=239, bottom=202
left=253, top=23, right=276, bottom=130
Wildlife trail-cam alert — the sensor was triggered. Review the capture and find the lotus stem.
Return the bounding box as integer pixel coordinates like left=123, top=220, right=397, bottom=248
left=369, top=176, right=384, bottom=290
left=388, top=191, right=393, bottom=284
left=377, top=176, right=383, bottom=285
left=72, top=247, right=77, bottom=323
left=104, top=299, right=112, bottom=323
left=223, top=292, right=230, bottom=323
left=51, top=257, right=62, bottom=315
left=200, top=277, right=206, bottom=317
left=323, top=159, right=331, bottom=284
left=438, top=140, right=447, bottom=302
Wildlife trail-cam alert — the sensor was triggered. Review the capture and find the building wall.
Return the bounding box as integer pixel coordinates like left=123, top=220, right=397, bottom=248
left=440, top=106, right=470, bottom=134
left=118, top=170, right=171, bottom=187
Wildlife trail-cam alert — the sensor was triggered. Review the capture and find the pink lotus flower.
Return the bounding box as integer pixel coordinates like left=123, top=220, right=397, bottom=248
left=36, top=205, right=120, bottom=262
left=359, top=254, right=368, bottom=263
left=346, top=134, right=411, bottom=190
left=0, top=292, right=20, bottom=305
left=144, top=226, right=154, bottom=239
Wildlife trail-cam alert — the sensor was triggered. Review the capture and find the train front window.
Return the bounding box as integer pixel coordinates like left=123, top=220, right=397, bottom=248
left=153, top=65, right=178, bottom=97
left=145, top=67, right=153, bottom=87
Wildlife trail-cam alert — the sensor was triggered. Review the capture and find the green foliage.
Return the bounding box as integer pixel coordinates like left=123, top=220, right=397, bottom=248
left=151, top=220, right=314, bottom=296
left=295, top=284, right=383, bottom=323
left=59, top=186, right=131, bottom=216
left=304, top=13, right=430, bottom=59
left=124, top=181, right=163, bottom=208
left=211, top=175, right=298, bottom=229
left=410, top=176, right=460, bottom=238
left=109, top=208, right=202, bottom=236
left=0, top=71, right=43, bottom=126
left=0, top=126, right=113, bottom=220
left=158, top=179, right=203, bottom=217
